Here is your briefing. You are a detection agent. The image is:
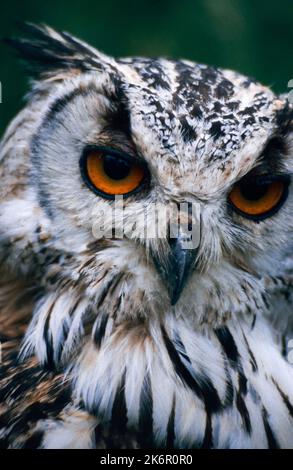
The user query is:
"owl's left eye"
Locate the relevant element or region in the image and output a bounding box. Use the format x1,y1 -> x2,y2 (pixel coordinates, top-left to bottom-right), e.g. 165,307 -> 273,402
80,147 -> 148,198
228,174 -> 290,221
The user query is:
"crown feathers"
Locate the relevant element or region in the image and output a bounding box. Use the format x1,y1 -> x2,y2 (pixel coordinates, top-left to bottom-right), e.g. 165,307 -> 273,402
3,22 -> 112,77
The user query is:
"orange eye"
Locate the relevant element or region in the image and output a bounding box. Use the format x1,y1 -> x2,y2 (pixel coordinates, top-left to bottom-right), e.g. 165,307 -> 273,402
228,175 -> 290,220
81,148 -> 147,198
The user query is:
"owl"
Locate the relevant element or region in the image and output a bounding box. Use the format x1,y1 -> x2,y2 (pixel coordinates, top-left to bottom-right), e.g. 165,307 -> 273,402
0,23 -> 293,449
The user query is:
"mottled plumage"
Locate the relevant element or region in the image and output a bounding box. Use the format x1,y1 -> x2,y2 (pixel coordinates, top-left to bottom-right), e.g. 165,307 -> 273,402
0,24 -> 293,448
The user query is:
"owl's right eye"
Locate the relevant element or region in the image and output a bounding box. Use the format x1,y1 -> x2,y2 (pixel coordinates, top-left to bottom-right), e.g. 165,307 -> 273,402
80,147 -> 148,198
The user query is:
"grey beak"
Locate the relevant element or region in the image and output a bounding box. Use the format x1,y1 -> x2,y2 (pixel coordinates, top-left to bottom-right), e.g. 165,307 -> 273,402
152,232 -> 199,305
167,236 -> 198,305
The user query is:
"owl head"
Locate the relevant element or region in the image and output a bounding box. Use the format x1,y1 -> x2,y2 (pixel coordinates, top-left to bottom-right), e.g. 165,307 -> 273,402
0,24 -> 292,376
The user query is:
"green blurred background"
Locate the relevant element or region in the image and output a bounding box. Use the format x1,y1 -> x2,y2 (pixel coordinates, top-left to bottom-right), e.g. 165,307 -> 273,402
0,0 -> 292,136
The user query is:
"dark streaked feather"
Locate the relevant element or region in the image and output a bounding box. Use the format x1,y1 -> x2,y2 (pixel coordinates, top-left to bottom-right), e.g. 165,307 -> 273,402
162,326 -> 222,414
3,22 -> 105,76
201,412 -> 213,449
166,395 -> 176,448
110,371 -> 128,435
262,407 -> 280,449
138,372 -> 153,448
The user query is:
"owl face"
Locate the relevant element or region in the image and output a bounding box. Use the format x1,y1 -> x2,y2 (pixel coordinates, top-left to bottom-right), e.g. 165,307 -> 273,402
0,25 -> 292,367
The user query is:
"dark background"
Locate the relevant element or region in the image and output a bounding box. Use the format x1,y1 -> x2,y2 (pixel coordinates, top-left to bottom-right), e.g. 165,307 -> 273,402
0,0 -> 292,136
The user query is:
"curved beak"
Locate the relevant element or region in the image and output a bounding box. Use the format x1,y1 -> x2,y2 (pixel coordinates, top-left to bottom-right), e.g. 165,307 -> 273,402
151,230 -> 199,305
168,237 -> 199,305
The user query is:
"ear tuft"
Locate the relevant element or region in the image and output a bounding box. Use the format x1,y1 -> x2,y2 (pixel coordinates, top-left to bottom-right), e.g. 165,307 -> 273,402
3,22 -> 111,77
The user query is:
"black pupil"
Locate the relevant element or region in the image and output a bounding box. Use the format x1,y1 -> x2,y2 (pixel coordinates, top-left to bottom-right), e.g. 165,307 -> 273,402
240,180 -> 269,201
103,155 -> 131,180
